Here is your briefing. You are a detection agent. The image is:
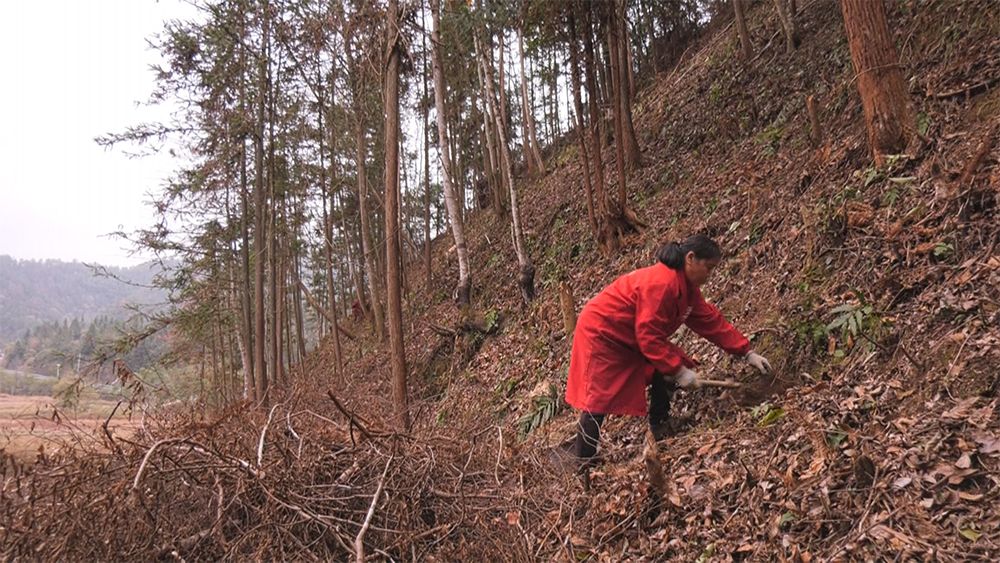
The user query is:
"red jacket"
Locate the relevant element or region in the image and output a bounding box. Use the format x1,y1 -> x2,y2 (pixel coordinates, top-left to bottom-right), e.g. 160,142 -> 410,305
565,263 -> 750,417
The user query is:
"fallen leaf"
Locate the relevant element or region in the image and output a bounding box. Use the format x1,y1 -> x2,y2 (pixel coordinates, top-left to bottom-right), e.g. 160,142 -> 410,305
958,492 -> 984,501
758,407 -> 786,427
959,528 -> 981,542
973,433 -> 1000,454
892,476 -> 912,490
942,397 -> 979,420
668,491 -> 683,507
955,453 -> 972,469
952,269 -> 974,286
948,469 -> 977,485
779,511 -> 797,528
695,543 -> 716,563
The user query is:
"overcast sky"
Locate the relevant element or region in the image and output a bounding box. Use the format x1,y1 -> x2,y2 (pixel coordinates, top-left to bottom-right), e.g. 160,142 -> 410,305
1,1 -> 197,267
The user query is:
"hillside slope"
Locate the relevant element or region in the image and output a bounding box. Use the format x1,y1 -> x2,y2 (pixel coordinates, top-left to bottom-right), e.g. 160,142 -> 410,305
3,0 -> 998,560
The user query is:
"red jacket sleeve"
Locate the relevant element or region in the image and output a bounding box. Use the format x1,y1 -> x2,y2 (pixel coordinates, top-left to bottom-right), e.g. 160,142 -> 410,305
686,289 -> 751,356
634,280 -> 693,375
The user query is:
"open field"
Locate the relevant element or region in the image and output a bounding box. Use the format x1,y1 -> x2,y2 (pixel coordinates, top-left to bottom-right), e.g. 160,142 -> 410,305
0,394 -> 137,462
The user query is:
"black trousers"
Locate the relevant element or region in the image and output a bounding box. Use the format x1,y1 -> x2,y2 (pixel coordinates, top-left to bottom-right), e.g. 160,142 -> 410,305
574,373 -> 675,459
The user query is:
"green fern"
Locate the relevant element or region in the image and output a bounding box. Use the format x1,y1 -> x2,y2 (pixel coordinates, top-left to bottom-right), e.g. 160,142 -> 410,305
518,387 -> 561,437
825,291 -> 884,353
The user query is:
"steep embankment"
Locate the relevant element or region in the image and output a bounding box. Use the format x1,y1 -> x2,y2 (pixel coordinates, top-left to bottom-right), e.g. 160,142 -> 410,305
3,0 -> 997,560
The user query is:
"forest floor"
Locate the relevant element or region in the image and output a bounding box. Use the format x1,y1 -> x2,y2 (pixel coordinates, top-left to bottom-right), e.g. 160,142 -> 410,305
2,0 -> 999,560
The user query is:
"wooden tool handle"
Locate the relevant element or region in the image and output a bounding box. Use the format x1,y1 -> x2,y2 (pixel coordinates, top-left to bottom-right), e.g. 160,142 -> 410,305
698,378 -> 742,389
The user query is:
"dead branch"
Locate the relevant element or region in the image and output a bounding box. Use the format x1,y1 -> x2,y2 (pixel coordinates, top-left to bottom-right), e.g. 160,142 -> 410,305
132,438 -> 185,493
355,455 -> 392,562
286,411 -> 303,458
327,390 -> 376,442
954,121 -> 998,193
298,279 -> 357,340
257,404 -> 279,468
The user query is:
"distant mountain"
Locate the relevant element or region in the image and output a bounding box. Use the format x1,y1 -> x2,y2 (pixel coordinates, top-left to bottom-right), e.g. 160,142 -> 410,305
0,255 -> 167,344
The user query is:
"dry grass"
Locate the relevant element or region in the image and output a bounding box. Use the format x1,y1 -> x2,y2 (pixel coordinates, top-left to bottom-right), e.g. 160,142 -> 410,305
0,393 -> 135,462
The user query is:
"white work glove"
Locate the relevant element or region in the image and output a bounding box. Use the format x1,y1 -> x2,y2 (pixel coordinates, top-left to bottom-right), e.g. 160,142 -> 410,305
673,366 -> 700,388
745,351 -> 772,375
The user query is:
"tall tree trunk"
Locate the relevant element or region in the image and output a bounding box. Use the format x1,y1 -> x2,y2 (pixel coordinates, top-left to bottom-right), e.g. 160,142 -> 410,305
612,0 -> 641,170
482,107 -> 502,213
550,48 -> 560,141
480,39 -> 504,213
252,0 -> 270,405
773,0 -> 799,53
518,24 -> 546,175
338,191 -> 368,320
430,0 -> 472,306
292,237 -> 306,363
478,34 -> 535,303
624,18 -> 635,103
583,2 -> 617,251
384,0 -> 410,432
320,67 -> 343,374
322,189 -> 343,373
240,129 -> 255,400
597,34 -> 611,120
267,71 -> 282,387
568,9 -> 599,241
238,25 -> 255,400
421,3 -> 433,292
840,0 -> 912,165
268,191 -> 282,385
607,2 -> 629,209
498,32 -> 511,151
733,0 -> 754,60
497,33 -> 511,210
355,119 -> 385,340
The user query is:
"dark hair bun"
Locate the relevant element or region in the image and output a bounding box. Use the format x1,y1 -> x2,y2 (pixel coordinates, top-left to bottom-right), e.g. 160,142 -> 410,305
656,234 -> 722,270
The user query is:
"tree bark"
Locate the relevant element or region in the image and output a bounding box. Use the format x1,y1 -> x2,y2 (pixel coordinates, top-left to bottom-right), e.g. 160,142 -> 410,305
559,281 -> 576,335
239,116 -> 255,399
421,3 -> 433,292
355,116 -> 385,340
430,0 -> 472,306
733,0 -> 754,60
807,94 -> 824,147
338,191 -> 368,321
568,8 -> 599,240
773,0 -> 799,54
267,67 -> 281,387
583,2 -> 621,251
252,0 -> 269,405
322,56 -> 344,374
607,2 -> 629,209
384,0 -> 410,432
518,24 -> 546,175
292,227 -> 306,363
840,0 -> 913,165
611,0 -> 641,170
478,34 -> 535,303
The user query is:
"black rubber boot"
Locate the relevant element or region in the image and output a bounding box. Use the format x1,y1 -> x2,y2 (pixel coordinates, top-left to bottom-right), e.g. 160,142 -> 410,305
574,411 -> 606,461
649,373 -> 679,441
548,411 -> 606,475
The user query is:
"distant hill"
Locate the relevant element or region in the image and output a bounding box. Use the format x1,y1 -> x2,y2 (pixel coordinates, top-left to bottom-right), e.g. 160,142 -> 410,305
0,255 -> 166,345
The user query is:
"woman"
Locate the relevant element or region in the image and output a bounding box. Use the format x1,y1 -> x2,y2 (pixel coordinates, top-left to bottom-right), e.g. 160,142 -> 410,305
565,234 -> 771,465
